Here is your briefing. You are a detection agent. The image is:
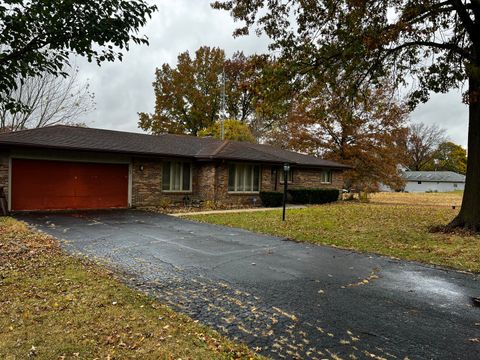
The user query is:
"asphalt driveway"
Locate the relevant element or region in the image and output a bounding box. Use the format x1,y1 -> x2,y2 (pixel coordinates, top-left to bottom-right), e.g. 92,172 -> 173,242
17,210 -> 480,359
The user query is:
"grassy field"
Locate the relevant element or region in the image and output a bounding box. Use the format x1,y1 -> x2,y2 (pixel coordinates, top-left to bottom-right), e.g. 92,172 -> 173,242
187,193 -> 480,272
370,191 -> 464,207
0,217 -> 260,360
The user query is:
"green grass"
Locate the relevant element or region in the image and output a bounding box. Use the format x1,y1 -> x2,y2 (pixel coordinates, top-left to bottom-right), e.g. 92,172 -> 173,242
0,217 -> 260,360
186,202 -> 480,272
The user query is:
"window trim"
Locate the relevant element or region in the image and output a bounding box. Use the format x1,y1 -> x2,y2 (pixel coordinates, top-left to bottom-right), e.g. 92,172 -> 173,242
162,160 -> 193,193
227,162 -> 261,194
320,169 -> 332,184
279,168 -> 294,184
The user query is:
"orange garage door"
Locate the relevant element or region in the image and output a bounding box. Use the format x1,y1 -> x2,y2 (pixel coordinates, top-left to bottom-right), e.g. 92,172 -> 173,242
11,159 -> 129,211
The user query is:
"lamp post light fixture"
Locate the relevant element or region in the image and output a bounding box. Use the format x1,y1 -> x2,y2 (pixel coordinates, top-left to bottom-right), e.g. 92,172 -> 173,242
282,163 -> 290,221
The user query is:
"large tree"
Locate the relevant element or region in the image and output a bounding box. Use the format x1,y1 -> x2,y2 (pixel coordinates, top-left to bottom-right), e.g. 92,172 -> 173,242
425,141 -> 468,174
0,0 -> 156,112
213,0 -> 480,231
268,76 -> 409,191
405,123 -> 447,171
139,46 -> 226,135
138,46 -> 273,136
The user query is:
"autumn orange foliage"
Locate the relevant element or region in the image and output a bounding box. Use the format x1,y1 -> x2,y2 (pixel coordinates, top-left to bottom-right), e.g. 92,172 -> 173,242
268,77 -> 409,191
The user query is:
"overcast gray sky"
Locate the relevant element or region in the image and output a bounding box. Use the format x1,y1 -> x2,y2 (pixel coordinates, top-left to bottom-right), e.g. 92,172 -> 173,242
76,0 -> 469,148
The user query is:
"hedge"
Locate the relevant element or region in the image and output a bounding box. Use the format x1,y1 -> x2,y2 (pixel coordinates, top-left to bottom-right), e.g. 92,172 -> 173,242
259,191 -> 284,207
288,188 -> 339,204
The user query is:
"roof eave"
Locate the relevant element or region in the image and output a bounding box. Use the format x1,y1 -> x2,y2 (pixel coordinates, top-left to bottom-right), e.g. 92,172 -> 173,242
0,140 -> 352,169
195,154 -> 352,168
0,142 -> 198,160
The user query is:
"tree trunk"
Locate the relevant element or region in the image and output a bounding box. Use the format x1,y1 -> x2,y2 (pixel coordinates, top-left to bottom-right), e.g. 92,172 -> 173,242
449,73 -> 480,231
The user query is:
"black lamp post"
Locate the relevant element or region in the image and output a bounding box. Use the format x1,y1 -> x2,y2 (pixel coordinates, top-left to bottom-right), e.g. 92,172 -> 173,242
282,163 -> 290,221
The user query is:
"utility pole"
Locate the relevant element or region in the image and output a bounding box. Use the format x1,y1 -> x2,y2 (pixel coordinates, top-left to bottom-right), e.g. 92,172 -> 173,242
220,67 -> 226,140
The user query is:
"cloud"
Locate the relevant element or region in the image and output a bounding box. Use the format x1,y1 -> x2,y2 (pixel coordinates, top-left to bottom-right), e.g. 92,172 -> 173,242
76,0 -> 469,148
410,89 -> 468,148
76,0 -> 270,134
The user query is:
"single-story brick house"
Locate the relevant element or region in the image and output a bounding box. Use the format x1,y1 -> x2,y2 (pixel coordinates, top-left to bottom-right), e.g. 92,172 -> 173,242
0,125 -> 349,212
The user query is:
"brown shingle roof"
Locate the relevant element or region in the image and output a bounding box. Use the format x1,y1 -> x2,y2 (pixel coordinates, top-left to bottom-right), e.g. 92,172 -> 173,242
0,125 -> 350,168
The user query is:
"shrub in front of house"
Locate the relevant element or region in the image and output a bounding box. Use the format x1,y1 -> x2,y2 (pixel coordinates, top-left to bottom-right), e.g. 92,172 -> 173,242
289,189 -> 339,204
259,191 -> 284,207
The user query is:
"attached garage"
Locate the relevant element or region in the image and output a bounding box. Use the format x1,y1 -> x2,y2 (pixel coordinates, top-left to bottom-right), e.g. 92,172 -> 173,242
11,159 -> 129,211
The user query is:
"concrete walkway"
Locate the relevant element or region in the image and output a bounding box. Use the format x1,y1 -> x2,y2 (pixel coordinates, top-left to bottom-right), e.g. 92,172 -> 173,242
170,204 -> 306,217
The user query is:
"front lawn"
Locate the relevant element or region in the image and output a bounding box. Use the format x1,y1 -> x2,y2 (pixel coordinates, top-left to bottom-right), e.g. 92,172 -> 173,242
186,201 -> 480,272
0,217 -> 260,359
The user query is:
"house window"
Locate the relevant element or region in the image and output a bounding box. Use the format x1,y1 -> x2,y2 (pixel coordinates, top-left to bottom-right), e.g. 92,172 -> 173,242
162,161 -> 192,192
228,163 -> 260,192
279,168 -> 294,183
418,181 -> 422,184
321,170 -> 332,184
454,183 -> 458,188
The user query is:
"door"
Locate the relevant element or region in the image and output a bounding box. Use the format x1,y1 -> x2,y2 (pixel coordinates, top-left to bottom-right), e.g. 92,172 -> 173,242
11,159 -> 129,211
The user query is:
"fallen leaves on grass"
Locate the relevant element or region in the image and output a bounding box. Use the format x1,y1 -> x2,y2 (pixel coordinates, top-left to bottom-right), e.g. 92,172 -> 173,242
0,218 -> 59,270
0,217 -> 261,360
429,224 -> 479,237
370,192 -> 463,207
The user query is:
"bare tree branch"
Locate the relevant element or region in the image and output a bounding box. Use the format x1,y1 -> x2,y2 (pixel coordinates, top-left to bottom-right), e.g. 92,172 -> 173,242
0,66 -> 95,132
388,40 -> 471,59
405,123 -> 448,170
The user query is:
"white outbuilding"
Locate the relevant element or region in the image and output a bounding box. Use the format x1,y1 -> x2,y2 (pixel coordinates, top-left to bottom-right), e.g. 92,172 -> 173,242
401,171 -> 465,192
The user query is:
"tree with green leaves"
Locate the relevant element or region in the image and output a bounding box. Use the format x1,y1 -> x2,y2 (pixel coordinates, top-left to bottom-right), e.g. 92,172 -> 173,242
198,119 -> 256,142
212,0 -> 480,231
426,141 -> 468,174
0,0 -> 156,113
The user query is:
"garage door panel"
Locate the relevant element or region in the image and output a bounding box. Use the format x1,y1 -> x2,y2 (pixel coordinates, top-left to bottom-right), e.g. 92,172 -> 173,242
12,159 -> 129,211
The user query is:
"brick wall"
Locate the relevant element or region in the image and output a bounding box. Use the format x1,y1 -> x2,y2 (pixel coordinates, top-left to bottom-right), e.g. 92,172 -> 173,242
131,158 -> 344,207
131,158 -> 212,207
210,165 -> 344,205
196,162 -> 216,201
0,151 -> 9,202
289,168 -> 344,190
132,158 -> 203,206
131,158 -> 163,206
210,163 -> 267,206
261,165 -> 275,192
